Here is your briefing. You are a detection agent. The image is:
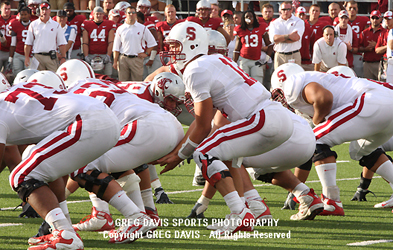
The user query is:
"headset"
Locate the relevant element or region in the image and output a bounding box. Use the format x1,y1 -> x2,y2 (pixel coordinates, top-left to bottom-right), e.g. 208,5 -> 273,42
322,25 -> 338,37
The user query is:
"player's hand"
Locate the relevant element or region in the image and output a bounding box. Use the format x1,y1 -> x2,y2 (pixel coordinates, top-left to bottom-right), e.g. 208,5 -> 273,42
24,57 -> 30,67
103,54 -> 111,64
156,153 -> 183,174
113,61 -> 118,70
85,55 -> 92,64
18,202 -> 40,218
138,52 -> 147,59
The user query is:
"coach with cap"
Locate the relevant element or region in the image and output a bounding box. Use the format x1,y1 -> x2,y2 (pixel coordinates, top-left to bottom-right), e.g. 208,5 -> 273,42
268,1 -> 304,69
24,1 -> 67,72
112,6 -> 156,81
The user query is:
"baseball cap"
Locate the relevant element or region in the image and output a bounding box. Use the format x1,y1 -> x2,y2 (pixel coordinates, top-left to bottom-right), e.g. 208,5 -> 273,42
338,10 -> 349,18
63,2 -> 75,10
109,9 -> 120,16
220,9 -> 233,17
384,11 -> 393,19
57,10 -> 67,17
40,2 -> 50,9
370,10 -> 381,18
93,6 -> 105,13
295,6 -> 306,14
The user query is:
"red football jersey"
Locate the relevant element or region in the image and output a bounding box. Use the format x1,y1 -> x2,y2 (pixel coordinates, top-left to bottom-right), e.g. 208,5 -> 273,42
89,11 -> 109,21
376,29 -> 388,58
0,15 -> 16,52
67,14 -> 86,50
300,22 -> 313,63
186,16 -> 223,31
82,20 -> 116,55
333,16 -> 370,35
9,19 -> 29,55
233,23 -> 268,60
360,26 -> 385,62
146,15 -> 158,24
156,19 -> 184,51
257,17 -> 275,31
308,19 -> 330,46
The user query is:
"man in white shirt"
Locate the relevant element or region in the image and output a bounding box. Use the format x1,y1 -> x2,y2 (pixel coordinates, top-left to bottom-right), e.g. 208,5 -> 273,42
269,1 -> 304,69
313,25 -> 347,72
24,2 -> 67,72
113,6 -> 156,81
56,10 -> 76,60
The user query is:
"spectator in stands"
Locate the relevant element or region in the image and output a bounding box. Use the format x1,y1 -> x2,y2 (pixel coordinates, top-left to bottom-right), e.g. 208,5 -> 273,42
210,0 -> 220,19
376,11 -> 393,81
313,25 -> 347,71
233,10 -> 271,86
0,1 -> 16,72
359,10 -> 385,80
109,9 -> 122,27
64,2 -> 86,60
89,0 -> 115,20
269,1 -> 304,69
187,0 -> 230,44
319,2 -> 340,25
113,6 -> 156,81
223,18 -> 235,59
24,2 -> 67,72
307,4 -> 329,46
9,7 -> 31,75
56,10 -> 76,61
335,10 -> 359,71
82,6 -> 116,76
295,6 -> 313,71
48,0 -> 67,14
233,11 -> 242,26
137,0 -> 158,24
27,0 -> 40,21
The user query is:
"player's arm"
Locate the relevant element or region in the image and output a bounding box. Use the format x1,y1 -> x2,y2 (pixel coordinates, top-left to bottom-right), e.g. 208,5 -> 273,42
9,31 -> 16,59
302,82 -> 333,125
107,29 -> 115,58
82,29 -> 89,58
1,145 -> 21,173
157,29 -> 164,52
233,36 -> 241,63
144,65 -> 170,81
314,62 -> 321,71
262,32 -> 273,57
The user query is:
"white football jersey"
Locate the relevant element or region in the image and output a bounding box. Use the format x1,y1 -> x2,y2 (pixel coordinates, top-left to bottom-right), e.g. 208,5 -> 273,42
0,83 -> 108,145
183,54 -> 271,122
69,78 -> 166,126
283,72 -> 387,117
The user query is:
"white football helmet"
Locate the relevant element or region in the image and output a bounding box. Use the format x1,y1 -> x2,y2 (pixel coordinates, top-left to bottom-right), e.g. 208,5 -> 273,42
196,0 -> 211,9
27,71 -> 67,90
0,72 -> 10,92
90,56 -> 105,72
56,59 -> 95,88
150,72 -> 186,116
161,21 -> 208,71
14,69 -> 39,85
327,66 -> 357,78
114,1 -> 131,12
137,0 -> 151,14
271,63 -> 304,90
207,30 -> 227,55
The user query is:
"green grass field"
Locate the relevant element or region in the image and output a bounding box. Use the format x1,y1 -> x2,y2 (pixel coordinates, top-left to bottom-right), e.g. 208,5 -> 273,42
0,143 -> 392,249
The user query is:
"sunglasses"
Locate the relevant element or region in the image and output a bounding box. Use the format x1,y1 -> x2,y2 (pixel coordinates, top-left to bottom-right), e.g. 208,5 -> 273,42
281,8 -> 292,12
371,16 -> 380,20
127,11 -> 136,14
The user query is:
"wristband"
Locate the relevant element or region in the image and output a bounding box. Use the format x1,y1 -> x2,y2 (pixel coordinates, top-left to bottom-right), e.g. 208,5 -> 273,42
149,50 -> 157,61
233,51 -> 240,54
178,137 -> 199,160
8,57 -> 12,63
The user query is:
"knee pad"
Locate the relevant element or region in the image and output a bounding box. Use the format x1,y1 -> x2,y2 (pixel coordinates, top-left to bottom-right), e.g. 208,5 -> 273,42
76,170 -> 114,199
17,179 -> 48,202
297,158 -> 313,171
210,171 -> 232,187
312,144 -> 337,163
256,172 -> 276,183
359,148 -> 385,170
110,171 -> 127,179
116,173 -> 141,192
194,151 -> 228,187
134,164 -> 149,174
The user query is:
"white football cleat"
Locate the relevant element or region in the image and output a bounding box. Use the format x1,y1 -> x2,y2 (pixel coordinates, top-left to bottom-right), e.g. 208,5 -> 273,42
290,189 -> 324,220
108,212 -> 157,243
28,230 -> 83,250
246,199 -> 273,222
212,208 -> 255,236
73,207 -> 115,232
374,194 -> 393,208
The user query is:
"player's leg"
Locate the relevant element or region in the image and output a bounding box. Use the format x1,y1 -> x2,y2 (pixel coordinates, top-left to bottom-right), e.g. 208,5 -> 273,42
149,164 -> 173,204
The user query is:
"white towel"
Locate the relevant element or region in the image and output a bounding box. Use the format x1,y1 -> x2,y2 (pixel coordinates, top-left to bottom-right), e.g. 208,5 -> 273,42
335,24 -> 353,44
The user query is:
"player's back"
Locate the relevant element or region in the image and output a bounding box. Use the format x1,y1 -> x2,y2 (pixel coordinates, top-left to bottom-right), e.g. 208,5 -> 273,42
0,83 -> 108,145
70,79 -> 166,125
183,54 -> 271,122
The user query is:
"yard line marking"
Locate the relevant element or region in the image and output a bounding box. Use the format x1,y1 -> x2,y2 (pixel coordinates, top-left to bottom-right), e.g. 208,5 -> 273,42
347,239 -> 393,246
0,223 -> 23,227
0,176 -> 383,210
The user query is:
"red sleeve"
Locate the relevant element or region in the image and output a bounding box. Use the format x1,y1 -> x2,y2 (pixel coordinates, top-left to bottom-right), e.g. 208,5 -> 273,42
352,30 -> 359,48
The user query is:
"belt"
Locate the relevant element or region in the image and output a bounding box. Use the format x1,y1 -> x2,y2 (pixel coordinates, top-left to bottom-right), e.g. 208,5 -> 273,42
121,53 -> 137,58
278,50 -> 299,55
36,52 -> 51,56
363,60 -> 379,63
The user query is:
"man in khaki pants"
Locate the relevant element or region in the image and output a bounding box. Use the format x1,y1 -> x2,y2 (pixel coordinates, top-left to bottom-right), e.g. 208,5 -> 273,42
24,2 -> 67,72
113,6 -> 156,81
